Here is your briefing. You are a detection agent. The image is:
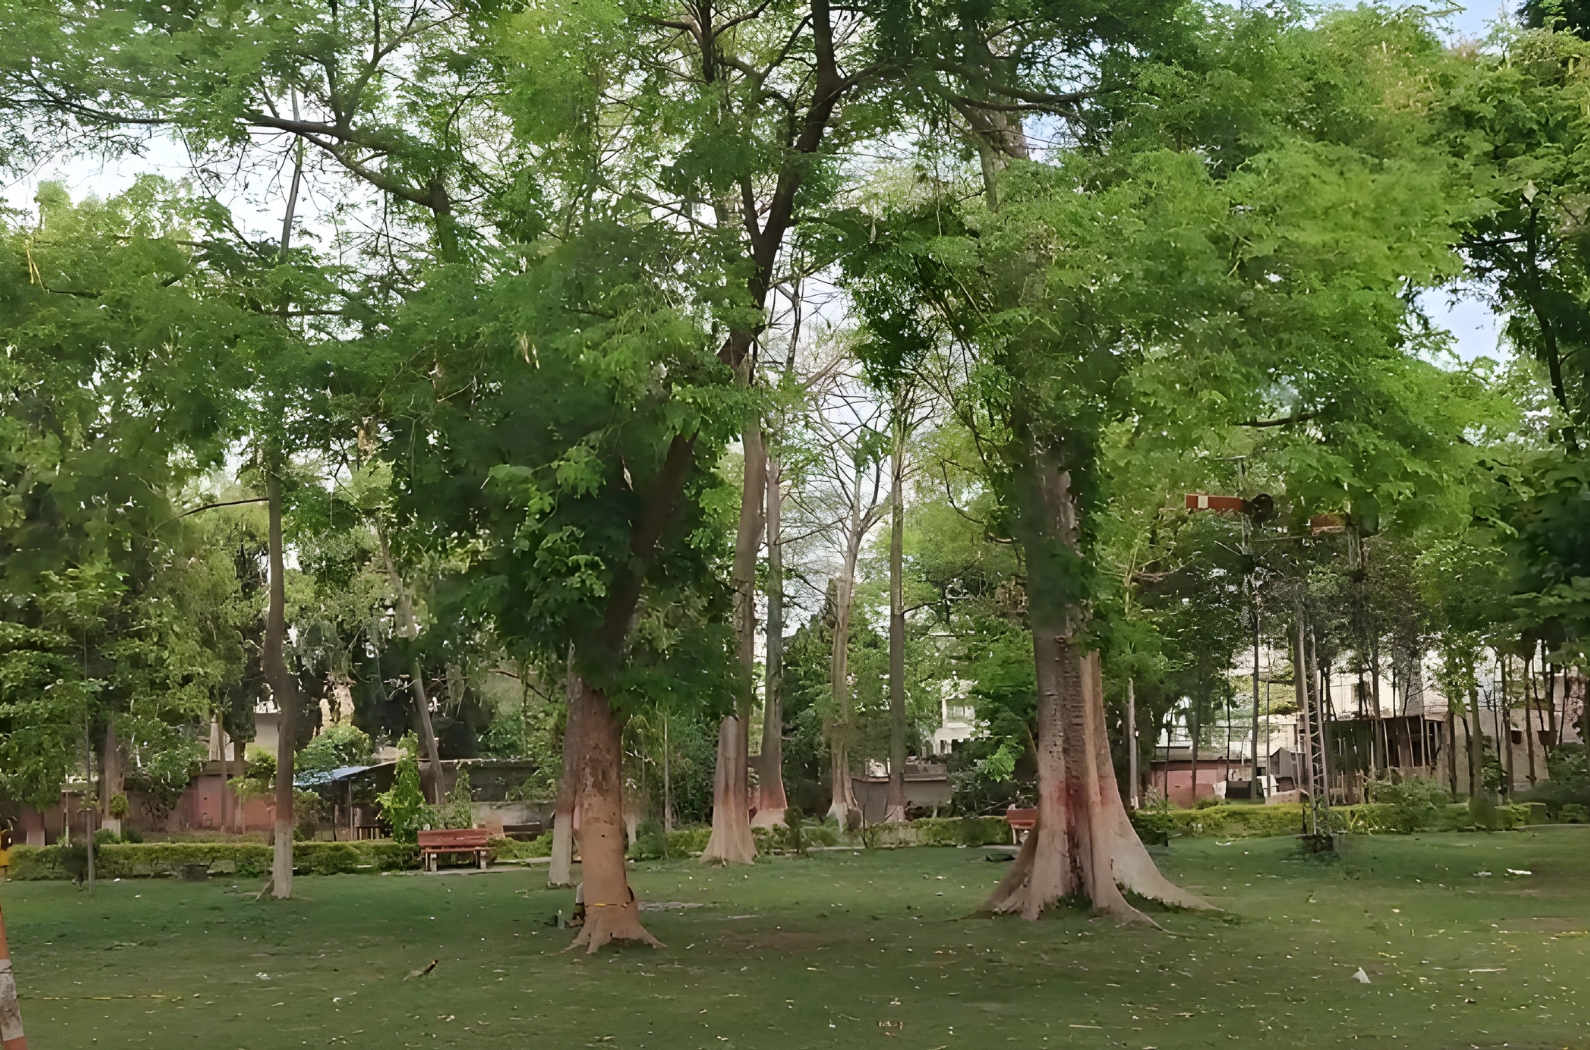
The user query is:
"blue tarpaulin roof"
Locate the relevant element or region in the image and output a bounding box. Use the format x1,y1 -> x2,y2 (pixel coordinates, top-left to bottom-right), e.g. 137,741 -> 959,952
294,765 -> 372,789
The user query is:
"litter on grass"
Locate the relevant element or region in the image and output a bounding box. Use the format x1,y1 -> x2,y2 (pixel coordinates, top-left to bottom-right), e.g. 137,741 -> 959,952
1353,968 -> 1371,984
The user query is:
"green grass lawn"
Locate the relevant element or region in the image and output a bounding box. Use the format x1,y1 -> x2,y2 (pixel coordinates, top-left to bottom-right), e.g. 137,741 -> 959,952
3,828 -> 1589,1049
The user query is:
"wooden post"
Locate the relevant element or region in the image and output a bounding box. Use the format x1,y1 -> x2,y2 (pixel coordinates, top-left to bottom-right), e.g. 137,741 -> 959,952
0,897 -> 27,1049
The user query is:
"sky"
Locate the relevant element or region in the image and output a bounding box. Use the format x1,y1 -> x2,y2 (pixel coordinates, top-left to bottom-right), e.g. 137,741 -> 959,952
1,1 -> 1520,363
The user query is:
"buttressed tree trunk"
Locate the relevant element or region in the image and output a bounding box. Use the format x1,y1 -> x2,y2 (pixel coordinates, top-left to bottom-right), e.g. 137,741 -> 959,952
884,423 -> 909,823
567,677 -> 662,953
702,425 -> 764,864
752,450 -> 789,828
984,448 -> 1209,923
266,471 -> 299,900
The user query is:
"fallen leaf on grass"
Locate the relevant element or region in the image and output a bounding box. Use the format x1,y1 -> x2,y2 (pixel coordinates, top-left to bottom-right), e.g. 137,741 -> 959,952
405,960 -> 438,980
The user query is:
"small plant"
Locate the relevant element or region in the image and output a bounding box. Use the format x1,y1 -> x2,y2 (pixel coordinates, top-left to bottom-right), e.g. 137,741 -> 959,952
1364,776 -> 1447,832
434,766 -> 476,830
1194,795 -> 1225,810
108,792 -> 129,821
626,820 -> 669,861
784,807 -> 806,856
375,740 -> 430,844
93,828 -> 120,847
1130,807 -> 1176,846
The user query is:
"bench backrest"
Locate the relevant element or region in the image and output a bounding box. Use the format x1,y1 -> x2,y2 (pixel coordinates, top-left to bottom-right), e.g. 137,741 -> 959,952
418,828 -> 491,849
1004,807 -> 1038,827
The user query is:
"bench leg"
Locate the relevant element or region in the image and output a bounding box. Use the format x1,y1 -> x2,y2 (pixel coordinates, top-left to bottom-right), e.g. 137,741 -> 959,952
477,851 -> 486,870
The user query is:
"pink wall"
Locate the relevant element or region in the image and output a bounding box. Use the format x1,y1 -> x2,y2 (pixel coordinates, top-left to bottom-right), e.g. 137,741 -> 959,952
1151,762 -> 1235,808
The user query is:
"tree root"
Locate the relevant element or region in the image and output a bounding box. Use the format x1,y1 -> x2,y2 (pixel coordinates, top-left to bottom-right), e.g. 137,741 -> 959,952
564,903 -> 664,954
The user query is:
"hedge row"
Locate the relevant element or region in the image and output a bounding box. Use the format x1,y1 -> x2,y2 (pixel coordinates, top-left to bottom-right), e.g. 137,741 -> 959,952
6,840 -> 419,881
1155,801 -> 1544,840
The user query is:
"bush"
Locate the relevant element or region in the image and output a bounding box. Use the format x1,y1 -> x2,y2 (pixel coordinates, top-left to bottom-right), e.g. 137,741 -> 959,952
666,827 -> 712,855
7,840 -> 417,880
375,742 -> 430,844
626,820 -> 670,861
520,830 -> 555,858
1130,807 -> 1177,845
434,766 -> 476,830
1363,777 -> 1448,832
907,816 -> 1010,847
94,828 -> 121,847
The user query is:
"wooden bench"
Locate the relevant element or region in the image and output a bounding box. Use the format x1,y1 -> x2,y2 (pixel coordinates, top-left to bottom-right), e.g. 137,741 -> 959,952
417,828 -> 492,872
1004,807 -> 1037,844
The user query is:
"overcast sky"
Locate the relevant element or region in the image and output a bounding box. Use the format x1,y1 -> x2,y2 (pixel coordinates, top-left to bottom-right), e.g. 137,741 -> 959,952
3,1 -> 1519,362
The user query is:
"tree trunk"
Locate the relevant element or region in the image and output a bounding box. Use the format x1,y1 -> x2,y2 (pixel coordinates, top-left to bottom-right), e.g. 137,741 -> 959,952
379,528 -> 444,805
702,425 -> 764,864
752,451 -> 788,828
984,448 -> 1207,921
1524,654 -> 1538,787
549,655 -> 582,889
266,472 -> 298,899
826,529 -> 862,828
884,428 -> 908,824
232,741 -> 247,833
409,663 -> 443,806
1543,642 -> 1558,740
662,712 -> 674,836
566,678 -> 661,953
82,715 -> 95,895
1293,617 -> 1315,802
1126,678 -> 1139,810
102,717 -> 123,837
1499,658 -> 1513,799
218,715 -> 230,835
704,713 -> 756,863
1445,708 -> 1459,800
1466,678 -> 1487,800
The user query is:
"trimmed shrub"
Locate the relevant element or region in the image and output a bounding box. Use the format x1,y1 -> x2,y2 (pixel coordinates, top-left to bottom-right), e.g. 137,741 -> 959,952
6,840 -> 417,880
906,816 -> 1010,847
666,827 -> 712,855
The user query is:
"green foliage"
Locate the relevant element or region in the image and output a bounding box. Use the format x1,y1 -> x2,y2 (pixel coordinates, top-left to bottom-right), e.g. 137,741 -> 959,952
433,766 -> 476,830
374,741 -> 430,844
625,819 -> 671,862
296,725 -> 373,777
1363,777 -> 1451,832
6,840 -> 417,880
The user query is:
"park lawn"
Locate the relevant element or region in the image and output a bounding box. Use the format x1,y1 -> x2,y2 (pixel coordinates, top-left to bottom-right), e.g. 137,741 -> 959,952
1,829 -> 1588,1049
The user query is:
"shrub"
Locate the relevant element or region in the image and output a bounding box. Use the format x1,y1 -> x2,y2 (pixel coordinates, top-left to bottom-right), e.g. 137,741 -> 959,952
6,840 -> 416,880
434,766 -> 476,830
107,793 -> 130,821
1129,807 -> 1176,845
626,820 -> 669,861
375,743 -> 430,844
666,827 -> 712,855
94,828 -> 120,847
1363,777 -> 1448,832
906,816 -> 1010,847
520,830 -> 555,857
